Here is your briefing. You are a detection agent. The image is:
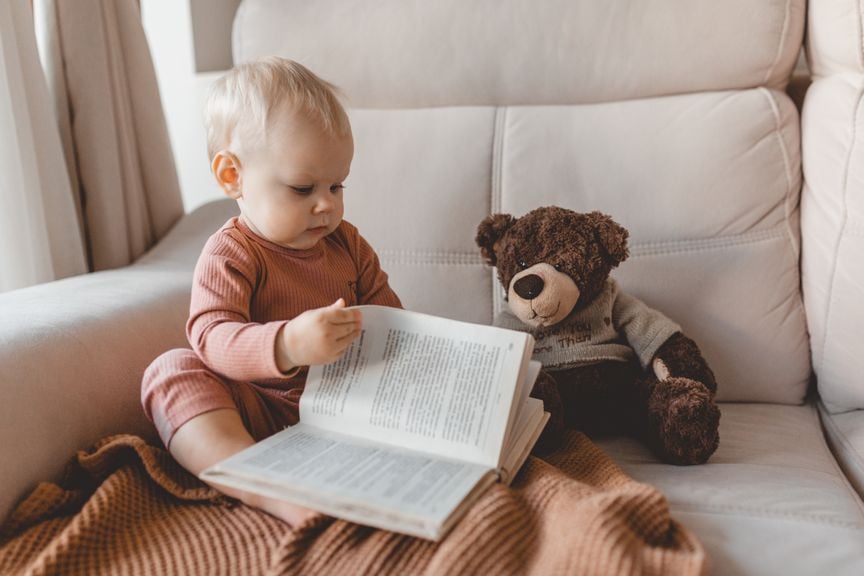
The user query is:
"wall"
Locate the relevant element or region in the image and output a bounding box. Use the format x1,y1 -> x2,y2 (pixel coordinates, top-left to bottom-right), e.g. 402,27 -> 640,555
140,0 -> 239,211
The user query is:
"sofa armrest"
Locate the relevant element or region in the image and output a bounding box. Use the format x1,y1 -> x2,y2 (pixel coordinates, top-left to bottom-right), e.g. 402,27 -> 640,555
0,199 -> 237,522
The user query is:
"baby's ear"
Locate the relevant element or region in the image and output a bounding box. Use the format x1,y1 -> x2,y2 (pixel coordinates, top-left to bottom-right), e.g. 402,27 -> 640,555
212,151 -> 243,199
587,211 -> 629,266
476,214 -> 516,266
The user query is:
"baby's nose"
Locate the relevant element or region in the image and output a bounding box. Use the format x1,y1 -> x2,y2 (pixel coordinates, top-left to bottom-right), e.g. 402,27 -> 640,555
314,194 -> 334,212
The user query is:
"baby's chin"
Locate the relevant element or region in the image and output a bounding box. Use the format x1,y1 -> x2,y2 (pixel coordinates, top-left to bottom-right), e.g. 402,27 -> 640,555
277,226 -> 337,250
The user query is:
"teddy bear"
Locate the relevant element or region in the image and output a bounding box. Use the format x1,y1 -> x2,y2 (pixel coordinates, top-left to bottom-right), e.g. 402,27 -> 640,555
475,206 -> 720,465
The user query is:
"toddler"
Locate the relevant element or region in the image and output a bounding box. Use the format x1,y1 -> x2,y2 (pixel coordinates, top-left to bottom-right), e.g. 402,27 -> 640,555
142,57 -> 402,526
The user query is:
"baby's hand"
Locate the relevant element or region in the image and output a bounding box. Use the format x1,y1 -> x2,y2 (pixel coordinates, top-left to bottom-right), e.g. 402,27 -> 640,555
277,299 -> 362,371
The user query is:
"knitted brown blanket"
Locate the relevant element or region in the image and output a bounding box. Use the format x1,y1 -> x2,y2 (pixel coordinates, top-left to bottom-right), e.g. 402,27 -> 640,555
0,432 -> 706,575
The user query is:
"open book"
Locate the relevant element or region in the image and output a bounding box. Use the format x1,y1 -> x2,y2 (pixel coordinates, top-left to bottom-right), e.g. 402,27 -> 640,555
201,305 -> 548,541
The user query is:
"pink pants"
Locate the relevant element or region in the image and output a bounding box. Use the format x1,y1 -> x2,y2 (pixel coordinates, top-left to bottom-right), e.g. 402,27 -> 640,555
141,348 -> 303,449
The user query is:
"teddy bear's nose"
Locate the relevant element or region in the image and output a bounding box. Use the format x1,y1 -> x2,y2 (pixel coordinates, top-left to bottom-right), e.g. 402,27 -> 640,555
513,274 -> 544,300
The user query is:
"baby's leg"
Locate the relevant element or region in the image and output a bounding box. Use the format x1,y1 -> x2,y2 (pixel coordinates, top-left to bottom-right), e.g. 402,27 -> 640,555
142,349 -> 318,527
168,408 -> 318,527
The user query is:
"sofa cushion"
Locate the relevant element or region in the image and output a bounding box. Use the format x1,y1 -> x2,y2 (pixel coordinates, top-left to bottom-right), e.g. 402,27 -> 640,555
807,0 -> 864,78
346,90 -> 810,403
801,0 -> 864,412
236,0 -> 810,405
233,0 -> 804,107
820,402 -> 864,499
344,107 -> 496,325
596,403 -> 864,575
0,199 -> 238,523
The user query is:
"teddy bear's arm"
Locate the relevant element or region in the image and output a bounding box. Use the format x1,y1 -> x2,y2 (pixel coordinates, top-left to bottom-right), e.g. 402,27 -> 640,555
652,332 -> 717,394
611,286 -> 681,369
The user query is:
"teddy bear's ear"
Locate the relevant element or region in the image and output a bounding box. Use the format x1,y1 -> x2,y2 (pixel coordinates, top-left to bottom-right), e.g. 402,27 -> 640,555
587,211 -> 630,266
475,213 -> 516,266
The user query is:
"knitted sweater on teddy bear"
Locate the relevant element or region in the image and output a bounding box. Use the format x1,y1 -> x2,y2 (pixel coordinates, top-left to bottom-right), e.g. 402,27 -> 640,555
494,278 -> 680,371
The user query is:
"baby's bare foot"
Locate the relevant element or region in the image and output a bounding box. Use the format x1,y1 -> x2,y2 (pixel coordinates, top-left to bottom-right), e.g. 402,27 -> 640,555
245,493 -> 321,528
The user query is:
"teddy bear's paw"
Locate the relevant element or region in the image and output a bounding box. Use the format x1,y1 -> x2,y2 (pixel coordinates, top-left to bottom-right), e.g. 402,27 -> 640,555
648,377 -> 720,465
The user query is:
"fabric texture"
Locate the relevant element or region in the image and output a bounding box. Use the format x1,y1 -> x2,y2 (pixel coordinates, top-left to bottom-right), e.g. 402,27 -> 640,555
819,403 -> 864,499
0,432 -> 707,575
801,0 -> 864,412
142,216 -> 402,447
187,217 -> 401,382
142,348 -> 306,449
595,403 -> 864,574
34,0 -> 184,271
495,279 -> 681,370
342,87 -> 810,405
0,199 -> 238,526
0,0 -> 87,292
234,0 -> 804,107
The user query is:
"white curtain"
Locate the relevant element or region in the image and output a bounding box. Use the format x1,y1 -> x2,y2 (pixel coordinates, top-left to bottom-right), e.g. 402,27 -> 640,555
0,0 -> 87,292
34,0 -> 185,272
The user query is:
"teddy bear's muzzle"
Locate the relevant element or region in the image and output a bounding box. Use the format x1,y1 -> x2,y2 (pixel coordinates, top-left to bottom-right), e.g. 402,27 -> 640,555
508,263 -> 580,328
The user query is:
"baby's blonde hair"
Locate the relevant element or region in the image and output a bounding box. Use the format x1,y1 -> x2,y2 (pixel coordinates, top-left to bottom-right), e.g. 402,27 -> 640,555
204,57 -> 350,160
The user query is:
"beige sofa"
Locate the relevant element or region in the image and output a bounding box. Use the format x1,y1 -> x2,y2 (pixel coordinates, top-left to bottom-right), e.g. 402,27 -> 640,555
2,0 -> 864,573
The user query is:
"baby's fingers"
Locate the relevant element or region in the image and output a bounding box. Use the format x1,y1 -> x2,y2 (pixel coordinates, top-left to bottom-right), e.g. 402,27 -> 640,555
325,306 -> 362,326
320,328 -> 360,363
334,323 -> 362,343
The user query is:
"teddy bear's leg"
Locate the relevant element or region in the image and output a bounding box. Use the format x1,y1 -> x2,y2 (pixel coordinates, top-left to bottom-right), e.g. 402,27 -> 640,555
637,373 -> 720,465
556,363 -> 645,435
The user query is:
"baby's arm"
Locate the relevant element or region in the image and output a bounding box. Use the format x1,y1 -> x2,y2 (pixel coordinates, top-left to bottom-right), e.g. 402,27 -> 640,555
188,234 -> 296,381
191,231 -> 366,380
274,298 -> 362,373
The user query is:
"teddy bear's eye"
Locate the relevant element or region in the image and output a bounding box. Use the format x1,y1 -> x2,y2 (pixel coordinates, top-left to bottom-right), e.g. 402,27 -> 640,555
517,259 -> 528,270
553,263 -> 563,272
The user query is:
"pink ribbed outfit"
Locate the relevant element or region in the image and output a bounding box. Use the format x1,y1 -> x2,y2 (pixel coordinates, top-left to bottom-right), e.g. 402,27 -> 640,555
142,216 -> 401,447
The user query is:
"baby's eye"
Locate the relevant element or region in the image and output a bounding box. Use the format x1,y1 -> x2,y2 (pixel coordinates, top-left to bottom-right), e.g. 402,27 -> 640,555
289,185 -> 314,195
330,184 -> 345,193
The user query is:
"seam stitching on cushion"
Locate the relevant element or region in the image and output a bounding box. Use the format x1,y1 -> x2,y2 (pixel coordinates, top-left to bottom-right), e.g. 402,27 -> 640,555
673,502 -> 864,529
810,402 -> 864,522
378,228 -> 788,265
760,88 -> 809,332
379,251 -> 483,266
817,402 -> 864,520
817,87 -> 864,371
628,227 -> 786,258
859,0 -> 864,71
761,89 -> 799,261
492,107 -> 505,215
490,108 -> 507,317
762,0 -> 793,86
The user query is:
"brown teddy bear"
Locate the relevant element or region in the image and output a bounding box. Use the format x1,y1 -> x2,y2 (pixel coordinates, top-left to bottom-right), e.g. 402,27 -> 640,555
476,206 -> 720,465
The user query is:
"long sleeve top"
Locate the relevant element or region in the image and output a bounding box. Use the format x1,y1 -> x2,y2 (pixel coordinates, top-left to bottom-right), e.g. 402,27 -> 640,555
187,216 -> 402,384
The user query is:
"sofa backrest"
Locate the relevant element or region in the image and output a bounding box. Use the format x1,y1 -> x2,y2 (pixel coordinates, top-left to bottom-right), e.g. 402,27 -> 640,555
234,0 -> 810,404
802,0 -> 864,413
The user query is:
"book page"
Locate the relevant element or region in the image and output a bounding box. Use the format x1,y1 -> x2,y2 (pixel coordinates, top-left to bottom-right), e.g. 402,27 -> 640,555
499,398 -> 549,485
500,360 -> 541,458
201,423 -> 494,540
300,306 -> 534,468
